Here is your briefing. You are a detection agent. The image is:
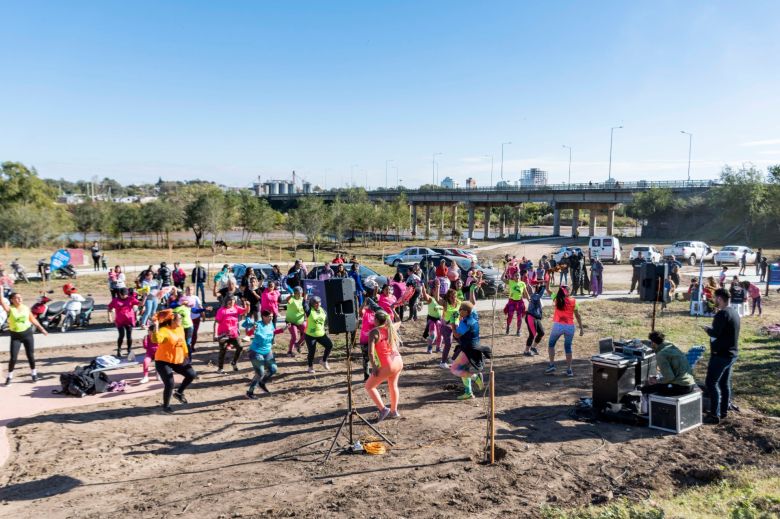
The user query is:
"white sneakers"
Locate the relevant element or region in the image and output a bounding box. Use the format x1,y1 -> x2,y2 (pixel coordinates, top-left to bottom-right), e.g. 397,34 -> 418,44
439,361 -> 450,369
139,376 -> 149,384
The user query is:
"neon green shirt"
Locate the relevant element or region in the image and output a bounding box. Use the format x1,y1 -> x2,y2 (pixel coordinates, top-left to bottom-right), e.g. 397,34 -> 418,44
172,304 -> 193,329
8,305 -> 32,333
427,299 -> 443,319
286,297 -> 305,325
306,306 -> 327,337
508,280 -> 527,301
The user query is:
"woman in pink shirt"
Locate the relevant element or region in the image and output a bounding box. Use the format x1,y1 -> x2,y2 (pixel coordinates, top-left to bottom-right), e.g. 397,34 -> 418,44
378,284 -> 398,321
214,296 -> 248,373
108,287 -> 140,358
743,280 -> 762,316
260,280 -> 281,328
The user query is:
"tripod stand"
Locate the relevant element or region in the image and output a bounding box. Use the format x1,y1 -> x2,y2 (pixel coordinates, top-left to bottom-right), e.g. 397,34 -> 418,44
324,330 -> 394,461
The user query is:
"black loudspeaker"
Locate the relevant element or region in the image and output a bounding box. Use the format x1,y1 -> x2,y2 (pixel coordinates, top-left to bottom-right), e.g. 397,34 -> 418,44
639,263 -> 667,302
324,278 -> 357,334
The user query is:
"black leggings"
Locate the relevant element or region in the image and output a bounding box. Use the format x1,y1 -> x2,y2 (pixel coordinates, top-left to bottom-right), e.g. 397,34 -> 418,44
305,334 -> 334,367
408,289 -> 420,320
9,327 -> 35,372
218,338 -> 243,369
525,315 -> 545,348
155,360 -> 197,407
116,325 -> 133,354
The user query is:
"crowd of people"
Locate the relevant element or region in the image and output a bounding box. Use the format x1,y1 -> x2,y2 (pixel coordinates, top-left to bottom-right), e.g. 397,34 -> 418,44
0,244 -> 770,427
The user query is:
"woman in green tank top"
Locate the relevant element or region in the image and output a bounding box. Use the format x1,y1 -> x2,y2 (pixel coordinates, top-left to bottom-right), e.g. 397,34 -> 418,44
1,292 -> 48,385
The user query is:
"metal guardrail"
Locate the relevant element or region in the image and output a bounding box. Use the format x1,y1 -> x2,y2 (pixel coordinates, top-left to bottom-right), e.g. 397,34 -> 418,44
265,179 -> 718,198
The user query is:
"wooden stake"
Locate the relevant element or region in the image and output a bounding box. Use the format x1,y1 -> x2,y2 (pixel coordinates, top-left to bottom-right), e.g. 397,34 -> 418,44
490,369 -> 495,464
651,278 -> 663,331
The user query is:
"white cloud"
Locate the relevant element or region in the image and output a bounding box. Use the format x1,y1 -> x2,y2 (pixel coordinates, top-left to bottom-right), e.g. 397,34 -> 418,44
740,138 -> 780,147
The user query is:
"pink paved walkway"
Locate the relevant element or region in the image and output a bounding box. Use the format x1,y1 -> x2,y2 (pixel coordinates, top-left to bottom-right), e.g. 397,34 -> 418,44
0,366 -> 163,468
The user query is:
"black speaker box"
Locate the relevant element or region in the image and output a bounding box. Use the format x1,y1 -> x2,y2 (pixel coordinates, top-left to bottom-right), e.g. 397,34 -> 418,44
639,263 -> 667,302
325,277 -> 355,304
328,313 -> 357,334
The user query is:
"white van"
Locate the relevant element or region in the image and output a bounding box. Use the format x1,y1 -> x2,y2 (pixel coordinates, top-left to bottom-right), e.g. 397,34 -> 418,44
589,236 -> 622,264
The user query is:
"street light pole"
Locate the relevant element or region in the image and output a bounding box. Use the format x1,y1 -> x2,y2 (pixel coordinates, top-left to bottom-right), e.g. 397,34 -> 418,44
562,145 -> 572,186
350,164 -> 358,186
681,130 -> 693,182
500,141 -> 512,181
385,159 -> 394,189
432,152 -> 442,185
608,126 -> 623,182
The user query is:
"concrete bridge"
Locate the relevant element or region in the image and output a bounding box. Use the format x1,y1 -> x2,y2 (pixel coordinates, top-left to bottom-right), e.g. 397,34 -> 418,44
263,179 -> 717,239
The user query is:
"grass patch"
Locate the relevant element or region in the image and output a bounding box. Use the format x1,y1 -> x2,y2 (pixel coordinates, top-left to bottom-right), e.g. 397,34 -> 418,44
541,469 -> 780,519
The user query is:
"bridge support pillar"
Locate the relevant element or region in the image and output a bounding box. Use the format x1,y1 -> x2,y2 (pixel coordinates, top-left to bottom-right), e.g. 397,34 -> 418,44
424,205 -> 431,239
411,204 -> 418,237
467,205 -> 475,240
439,206 -> 445,240
607,209 -> 615,235
571,208 -> 580,238
513,207 -> 520,238
483,206 -> 491,240
451,205 -> 458,237
552,206 -> 560,236
589,211 -> 597,237
499,211 -> 506,238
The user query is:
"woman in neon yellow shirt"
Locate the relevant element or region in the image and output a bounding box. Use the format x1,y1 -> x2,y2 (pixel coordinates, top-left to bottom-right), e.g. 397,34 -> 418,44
304,296 -> 334,373
504,270 -> 530,336
285,287 -> 307,356
1,292 -> 48,385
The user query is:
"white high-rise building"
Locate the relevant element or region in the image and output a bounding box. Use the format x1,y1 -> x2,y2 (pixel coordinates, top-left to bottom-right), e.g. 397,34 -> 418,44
520,168 -> 548,187
440,176 -> 458,189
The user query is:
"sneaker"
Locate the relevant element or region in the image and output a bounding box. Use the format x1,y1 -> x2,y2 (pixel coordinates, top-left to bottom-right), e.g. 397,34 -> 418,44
162,405 -> 174,414
566,368 -> 574,377
217,369 -> 226,375
530,347 -> 539,356
31,374 -> 38,383
703,414 -> 721,425
426,347 -> 433,354
3,377 -> 11,386
231,363 -> 239,372
434,347 -> 441,353
376,407 -> 391,423
523,351 -> 533,357
544,365 -> 556,374
241,336 -> 251,342
457,392 -> 474,400
139,376 -> 149,384
438,361 -> 450,369
257,381 -> 270,394
389,410 -> 402,419
505,326 -> 510,335
473,373 -> 484,391
127,351 -> 136,362
287,351 -> 295,358
245,391 -> 258,400
307,367 -> 315,374
173,391 -> 188,404
320,361 -> 330,371
516,329 -> 521,336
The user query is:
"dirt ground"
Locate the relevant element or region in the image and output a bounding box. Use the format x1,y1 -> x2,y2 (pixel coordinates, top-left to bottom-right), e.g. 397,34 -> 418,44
0,312 -> 778,519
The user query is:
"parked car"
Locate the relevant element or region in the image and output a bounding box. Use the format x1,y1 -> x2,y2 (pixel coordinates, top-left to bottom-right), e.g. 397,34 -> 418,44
231,263 -> 291,305
588,236 -> 622,264
629,245 -> 662,263
306,263 -> 389,290
662,241 -> 717,266
713,246 -> 757,266
551,246 -> 584,265
399,254 -> 504,297
384,247 -> 437,266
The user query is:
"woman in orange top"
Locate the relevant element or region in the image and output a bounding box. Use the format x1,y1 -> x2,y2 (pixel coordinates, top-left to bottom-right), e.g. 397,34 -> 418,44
365,311 -> 404,422
152,309 -> 197,413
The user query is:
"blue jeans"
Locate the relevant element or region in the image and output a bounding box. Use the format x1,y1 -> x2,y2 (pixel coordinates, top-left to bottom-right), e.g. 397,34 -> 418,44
248,352 -> 277,392
705,355 -> 737,418
559,271 -> 568,286
141,298 -> 158,326
196,282 -> 206,303
548,322 -> 575,354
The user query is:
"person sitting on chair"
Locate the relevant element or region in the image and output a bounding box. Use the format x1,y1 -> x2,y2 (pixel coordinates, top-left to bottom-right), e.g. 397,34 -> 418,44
641,331 -> 696,397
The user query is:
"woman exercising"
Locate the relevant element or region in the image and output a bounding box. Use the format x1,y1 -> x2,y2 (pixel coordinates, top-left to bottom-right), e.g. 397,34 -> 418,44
365,310 -> 404,422
2,292 -> 48,385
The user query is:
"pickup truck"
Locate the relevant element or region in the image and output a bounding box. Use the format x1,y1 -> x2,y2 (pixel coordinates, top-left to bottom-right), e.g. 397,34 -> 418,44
662,241 -> 717,266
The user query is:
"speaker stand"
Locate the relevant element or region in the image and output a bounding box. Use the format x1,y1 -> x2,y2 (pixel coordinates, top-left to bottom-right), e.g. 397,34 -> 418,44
323,330 -> 394,461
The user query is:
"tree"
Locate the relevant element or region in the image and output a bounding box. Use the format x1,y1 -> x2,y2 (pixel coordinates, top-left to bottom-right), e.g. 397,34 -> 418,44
0,203 -> 71,247
710,165 -> 768,242
235,191 -> 276,247
327,197 -> 350,247
0,162 -> 59,206
70,202 -> 104,246
625,188 -> 674,221
184,187 -> 226,248
290,197 -> 328,261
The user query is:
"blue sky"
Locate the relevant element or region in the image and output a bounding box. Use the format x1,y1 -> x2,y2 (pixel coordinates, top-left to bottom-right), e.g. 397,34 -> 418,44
2,1 -> 779,189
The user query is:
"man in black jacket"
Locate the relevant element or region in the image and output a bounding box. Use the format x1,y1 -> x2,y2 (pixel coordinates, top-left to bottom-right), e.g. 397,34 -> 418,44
628,252 -> 646,294
702,288 -> 740,424
191,261 -> 207,302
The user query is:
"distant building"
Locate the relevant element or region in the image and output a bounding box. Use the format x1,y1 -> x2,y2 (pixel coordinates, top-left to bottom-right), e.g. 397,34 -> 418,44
57,194 -> 86,205
440,176 -> 458,189
520,168 -> 548,187
496,180 -> 515,189
465,177 -> 477,189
